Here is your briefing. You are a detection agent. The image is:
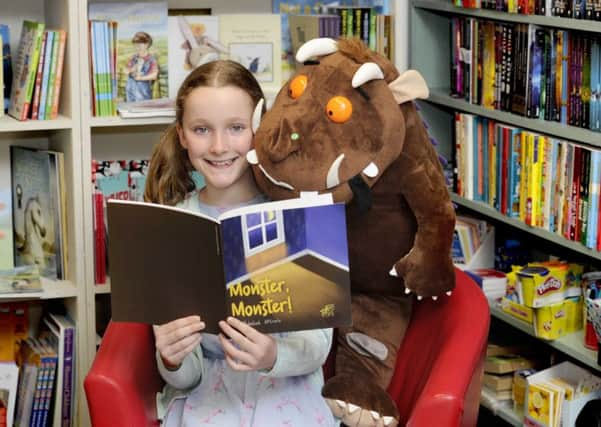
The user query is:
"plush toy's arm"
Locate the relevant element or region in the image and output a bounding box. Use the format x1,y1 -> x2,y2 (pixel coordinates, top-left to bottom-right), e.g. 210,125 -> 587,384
393,102 -> 456,298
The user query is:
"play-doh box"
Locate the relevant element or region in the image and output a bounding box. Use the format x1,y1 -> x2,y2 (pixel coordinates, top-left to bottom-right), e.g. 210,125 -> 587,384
517,264 -> 568,308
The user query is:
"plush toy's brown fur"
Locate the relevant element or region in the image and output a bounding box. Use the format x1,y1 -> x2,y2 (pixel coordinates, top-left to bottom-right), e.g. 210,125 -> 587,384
250,38 -> 456,427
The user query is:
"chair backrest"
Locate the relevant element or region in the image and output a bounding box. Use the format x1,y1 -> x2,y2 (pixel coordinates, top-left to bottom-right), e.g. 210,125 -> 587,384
388,268 -> 490,425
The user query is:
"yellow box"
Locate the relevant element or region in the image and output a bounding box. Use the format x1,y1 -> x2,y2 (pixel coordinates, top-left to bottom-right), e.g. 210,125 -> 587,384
563,297 -> 583,334
534,301 -> 566,340
501,297 -> 534,324
518,264 -> 567,308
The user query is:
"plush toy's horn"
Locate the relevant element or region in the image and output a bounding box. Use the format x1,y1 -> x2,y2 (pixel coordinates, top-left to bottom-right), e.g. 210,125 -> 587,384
388,70 -> 429,104
352,62 -> 384,88
296,38 -> 338,62
252,98 -> 264,133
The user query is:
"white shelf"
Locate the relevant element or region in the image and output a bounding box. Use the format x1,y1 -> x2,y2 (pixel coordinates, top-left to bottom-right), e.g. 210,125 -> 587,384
94,281 -> 111,294
490,303 -> 600,373
0,114 -> 73,132
0,278 -> 78,302
90,116 -> 174,128
479,396 -> 523,427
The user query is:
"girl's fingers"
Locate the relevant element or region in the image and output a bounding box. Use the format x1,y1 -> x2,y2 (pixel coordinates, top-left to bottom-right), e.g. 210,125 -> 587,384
219,320 -> 252,352
161,316 -> 204,335
161,332 -> 202,359
218,333 -> 254,366
165,334 -> 202,366
156,317 -> 205,347
224,353 -> 252,372
225,317 -> 261,342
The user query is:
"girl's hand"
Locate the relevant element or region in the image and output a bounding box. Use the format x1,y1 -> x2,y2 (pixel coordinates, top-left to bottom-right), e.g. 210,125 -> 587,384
218,317 -> 277,372
153,315 -> 204,369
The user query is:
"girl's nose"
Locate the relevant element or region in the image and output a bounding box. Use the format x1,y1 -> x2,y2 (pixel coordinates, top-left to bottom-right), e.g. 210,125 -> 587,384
210,132 -> 227,154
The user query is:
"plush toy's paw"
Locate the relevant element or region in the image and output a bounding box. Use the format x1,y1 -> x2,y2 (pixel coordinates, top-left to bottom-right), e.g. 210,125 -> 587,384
394,247 -> 455,298
323,375 -> 399,427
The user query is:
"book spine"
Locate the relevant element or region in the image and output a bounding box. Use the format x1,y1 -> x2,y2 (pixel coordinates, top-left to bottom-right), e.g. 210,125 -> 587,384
43,30 -> 60,121
30,31 -> 47,120
49,30 -> 67,120
38,30 -> 55,122
61,326 -> 74,427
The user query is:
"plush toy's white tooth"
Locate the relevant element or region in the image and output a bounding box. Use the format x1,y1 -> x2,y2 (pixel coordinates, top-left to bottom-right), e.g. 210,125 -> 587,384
326,153 -> 345,188
246,149 -> 258,165
446,291 -> 453,296
383,416 -> 395,426
362,162 -> 379,178
432,296 -> 438,301
389,266 -> 398,277
405,288 -> 411,294
417,295 -> 423,301
251,98 -> 264,133
371,411 -> 380,420
347,404 -> 360,414
336,399 -> 346,409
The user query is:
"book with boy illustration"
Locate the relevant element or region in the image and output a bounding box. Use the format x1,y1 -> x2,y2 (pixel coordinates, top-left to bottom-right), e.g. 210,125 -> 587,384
107,195 -> 352,333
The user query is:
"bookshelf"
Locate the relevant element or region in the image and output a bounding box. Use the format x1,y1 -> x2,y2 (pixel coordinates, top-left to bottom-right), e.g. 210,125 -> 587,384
409,0 -> 601,423
1,0 -> 87,425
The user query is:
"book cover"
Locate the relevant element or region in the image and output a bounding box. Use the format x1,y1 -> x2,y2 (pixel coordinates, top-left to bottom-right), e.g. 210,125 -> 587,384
0,265 -> 41,295
107,196 -> 352,333
218,14 -> 281,95
0,362 -> 18,427
0,144 -> 13,270
0,25 -> 11,114
8,21 -> 45,121
89,2 -> 169,102
167,13 -> 221,99
10,147 -> 60,280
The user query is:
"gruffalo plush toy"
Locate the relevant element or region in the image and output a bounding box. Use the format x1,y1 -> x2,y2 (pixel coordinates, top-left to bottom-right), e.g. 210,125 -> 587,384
247,38 -> 456,427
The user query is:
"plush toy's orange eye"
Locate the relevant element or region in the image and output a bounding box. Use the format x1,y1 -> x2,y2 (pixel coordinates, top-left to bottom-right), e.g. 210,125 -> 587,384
288,75 -> 308,99
326,96 -> 352,123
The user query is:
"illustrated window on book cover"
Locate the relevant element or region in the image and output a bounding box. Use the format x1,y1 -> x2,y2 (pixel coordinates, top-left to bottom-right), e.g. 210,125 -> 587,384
242,210 -> 284,256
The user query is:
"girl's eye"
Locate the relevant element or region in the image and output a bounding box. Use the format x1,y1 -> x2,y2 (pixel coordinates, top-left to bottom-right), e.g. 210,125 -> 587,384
288,74 -> 308,99
231,124 -> 245,133
194,127 -> 209,134
326,96 -> 353,123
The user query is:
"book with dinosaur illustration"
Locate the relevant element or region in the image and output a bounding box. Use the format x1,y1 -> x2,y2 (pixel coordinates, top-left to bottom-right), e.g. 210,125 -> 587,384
107,194 -> 352,333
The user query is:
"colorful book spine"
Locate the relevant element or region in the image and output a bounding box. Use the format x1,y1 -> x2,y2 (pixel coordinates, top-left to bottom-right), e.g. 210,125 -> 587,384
43,30 -> 60,121
49,30 -> 67,119
37,30 -> 54,121
30,30 -> 47,120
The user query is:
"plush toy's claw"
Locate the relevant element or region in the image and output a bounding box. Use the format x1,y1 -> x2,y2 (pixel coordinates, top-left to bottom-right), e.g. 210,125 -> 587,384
446,291 -> 453,296
404,288 -> 411,294
371,411 -> 380,420
348,404 -> 360,414
336,399 -> 346,408
432,296 -> 438,301
417,295 -> 422,301
383,416 -> 396,426
389,266 -> 398,277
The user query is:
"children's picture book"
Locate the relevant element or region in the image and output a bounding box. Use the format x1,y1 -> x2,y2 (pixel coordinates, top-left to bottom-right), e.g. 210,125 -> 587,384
219,14 -> 281,94
89,2 -> 169,102
0,362 -> 19,427
107,195 -> 352,333
10,146 -> 61,280
167,12 -> 222,99
8,21 -> 45,120
0,265 -> 41,295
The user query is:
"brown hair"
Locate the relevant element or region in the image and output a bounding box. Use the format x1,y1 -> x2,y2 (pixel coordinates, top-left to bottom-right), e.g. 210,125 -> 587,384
144,60 -> 265,205
132,31 -> 153,47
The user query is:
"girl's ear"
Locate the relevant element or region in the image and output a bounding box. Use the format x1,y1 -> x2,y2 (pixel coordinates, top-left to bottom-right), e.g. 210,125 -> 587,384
176,124 -> 187,149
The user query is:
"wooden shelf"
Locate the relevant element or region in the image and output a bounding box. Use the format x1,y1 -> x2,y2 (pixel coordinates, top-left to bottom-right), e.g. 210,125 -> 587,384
425,89 -> 601,148
0,278 -> 78,302
479,396 -> 523,427
451,194 -> 601,262
490,302 -> 600,372
412,0 -> 601,33
89,116 -> 174,128
0,114 -> 73,132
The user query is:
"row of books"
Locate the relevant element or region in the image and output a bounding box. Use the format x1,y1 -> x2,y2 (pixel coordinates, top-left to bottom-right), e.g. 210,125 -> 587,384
288,11 -> 393,63
453,0 -> 601,19
5,21 -> 66,121
451,18 -> 601,132
454,112 -> 601,250
452,214 -> 492,265
0,304 -> 75,427
91,159 -> 204,284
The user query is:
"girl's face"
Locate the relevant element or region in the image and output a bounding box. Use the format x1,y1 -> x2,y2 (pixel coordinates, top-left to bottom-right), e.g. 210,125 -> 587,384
177,85 -> 255,192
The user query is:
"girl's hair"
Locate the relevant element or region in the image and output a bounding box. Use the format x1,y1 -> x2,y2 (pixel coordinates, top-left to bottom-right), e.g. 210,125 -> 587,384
144,60 -> 265,205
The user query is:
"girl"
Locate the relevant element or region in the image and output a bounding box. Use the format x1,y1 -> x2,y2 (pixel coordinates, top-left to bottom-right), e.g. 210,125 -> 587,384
144,60 -> 338,427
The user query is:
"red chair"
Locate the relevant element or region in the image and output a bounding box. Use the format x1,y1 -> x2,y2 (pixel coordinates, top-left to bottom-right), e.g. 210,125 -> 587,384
84,268 -> 489,427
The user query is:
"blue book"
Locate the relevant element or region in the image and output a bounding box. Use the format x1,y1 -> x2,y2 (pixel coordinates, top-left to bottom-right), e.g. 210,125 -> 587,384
587,150 -> 600,249
0,24 -> 11,113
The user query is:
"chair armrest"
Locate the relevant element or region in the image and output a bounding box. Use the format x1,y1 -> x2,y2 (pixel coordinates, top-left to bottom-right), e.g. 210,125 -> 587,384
84,322 -> 163,427
407,394 -> 463,427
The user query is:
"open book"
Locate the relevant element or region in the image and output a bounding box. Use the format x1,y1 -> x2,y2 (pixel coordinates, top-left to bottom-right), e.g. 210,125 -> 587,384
107,195 -> 352,333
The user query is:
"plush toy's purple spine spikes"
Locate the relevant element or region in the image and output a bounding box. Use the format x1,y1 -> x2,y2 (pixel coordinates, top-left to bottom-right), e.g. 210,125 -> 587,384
430,137 -> 438,146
